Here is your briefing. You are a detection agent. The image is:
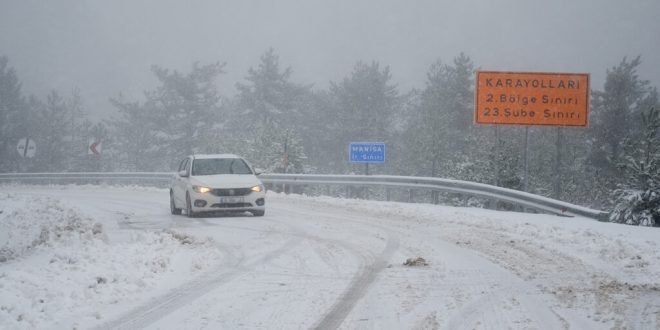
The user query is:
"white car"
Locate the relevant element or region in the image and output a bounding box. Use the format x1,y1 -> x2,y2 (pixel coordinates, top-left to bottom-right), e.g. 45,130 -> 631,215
170,154 -> 266,217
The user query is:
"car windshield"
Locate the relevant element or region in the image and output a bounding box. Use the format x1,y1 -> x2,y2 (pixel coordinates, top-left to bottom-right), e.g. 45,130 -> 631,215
191,158 -> 253,176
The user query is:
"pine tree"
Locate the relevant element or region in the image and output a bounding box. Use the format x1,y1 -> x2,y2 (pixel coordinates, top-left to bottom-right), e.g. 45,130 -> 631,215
108,95 -> 162,171
30,91 -> 70,171
149,62 -> 225,165
323,61 -> 401,174
611,104 -> 660,226
230,49 -> 311,172
235,48 -> 309,130
588,56 -> 650,188
401,53 -> 481,179
300,89 -> 344,173
106,62 -> 225,170
0,56 -> 28,171
64,89 -> 89,171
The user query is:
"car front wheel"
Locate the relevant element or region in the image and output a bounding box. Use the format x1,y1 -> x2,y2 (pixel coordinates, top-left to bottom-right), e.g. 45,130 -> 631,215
170,191 -> 182,215
251,209 -> 265,217
186,193 -> 195,218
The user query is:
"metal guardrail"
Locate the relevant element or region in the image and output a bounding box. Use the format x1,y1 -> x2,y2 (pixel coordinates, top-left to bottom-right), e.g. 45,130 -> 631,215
0,172 -> 609,221
0,172 -> 172,181
262,174 -> 609,220
0,172 -> 173,188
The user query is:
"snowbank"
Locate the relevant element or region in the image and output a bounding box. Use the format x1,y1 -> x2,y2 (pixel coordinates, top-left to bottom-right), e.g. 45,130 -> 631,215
0,193 -> 221,330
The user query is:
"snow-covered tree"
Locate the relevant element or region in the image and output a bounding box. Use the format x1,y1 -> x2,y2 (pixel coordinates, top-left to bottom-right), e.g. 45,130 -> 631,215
31,91 -> 69,171
0,56 -> 29,171
331,61 -> 398,141
229,48 -> 311,172
20,90 -> 92,172
401,53 -> 490,181
108,95 -> 162,171
611,104 -> 660,226
588,56 -> 651,187
149,62 -> 225,166
63,89 -> 91,171
107,61 -> 225,170
235,48 -> 309,130
318,61 -> 401,174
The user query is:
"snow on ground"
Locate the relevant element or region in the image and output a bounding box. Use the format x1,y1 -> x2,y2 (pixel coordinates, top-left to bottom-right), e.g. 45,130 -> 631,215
273,193 -> 660,329
286,193 -> 660,284
1,185 -> 659,329
0,190 -> 223,330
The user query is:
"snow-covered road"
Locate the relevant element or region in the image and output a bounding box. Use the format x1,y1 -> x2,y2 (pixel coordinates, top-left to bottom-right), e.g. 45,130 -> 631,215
1,185 -> 659,329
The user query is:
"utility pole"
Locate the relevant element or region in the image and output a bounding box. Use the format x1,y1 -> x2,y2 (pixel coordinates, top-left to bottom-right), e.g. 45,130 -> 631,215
494,126 -> 501,187
282,132 -> 289,193
553,127 -> 563,199
523,126 -> 529,192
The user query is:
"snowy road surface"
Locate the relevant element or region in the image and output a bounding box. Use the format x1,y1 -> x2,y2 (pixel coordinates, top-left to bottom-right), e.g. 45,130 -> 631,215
1,185 -> 659,329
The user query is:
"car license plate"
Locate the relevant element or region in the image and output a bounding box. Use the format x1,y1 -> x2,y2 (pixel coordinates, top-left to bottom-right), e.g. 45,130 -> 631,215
219,196 -> 244,204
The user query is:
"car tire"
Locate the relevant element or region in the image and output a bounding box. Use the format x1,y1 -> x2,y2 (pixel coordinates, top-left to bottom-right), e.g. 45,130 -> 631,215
186,193 -> 196,218
170,191 -> 182,215
251,209 -> 265,217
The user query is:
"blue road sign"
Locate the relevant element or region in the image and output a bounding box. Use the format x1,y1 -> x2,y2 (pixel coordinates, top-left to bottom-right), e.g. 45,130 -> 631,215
349,142 -> 386,164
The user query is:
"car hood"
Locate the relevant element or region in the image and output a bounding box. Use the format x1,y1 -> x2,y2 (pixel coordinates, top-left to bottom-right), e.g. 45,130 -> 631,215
191,174 -> 262,188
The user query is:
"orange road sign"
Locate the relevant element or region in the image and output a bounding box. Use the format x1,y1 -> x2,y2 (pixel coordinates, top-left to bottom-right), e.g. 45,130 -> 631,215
475,71 -> 590,127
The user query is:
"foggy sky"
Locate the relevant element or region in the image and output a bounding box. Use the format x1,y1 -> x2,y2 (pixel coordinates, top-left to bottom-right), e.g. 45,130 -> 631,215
1,0 -> 659,119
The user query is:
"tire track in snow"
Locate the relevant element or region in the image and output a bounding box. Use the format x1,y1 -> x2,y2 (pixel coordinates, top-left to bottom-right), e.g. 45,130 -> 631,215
276,196 -> 572,329
269,205 -> 400,330
626,290 -> 660,330
434,222 -> 655,329
312,232 -> 398,330
93,222 -> 303,330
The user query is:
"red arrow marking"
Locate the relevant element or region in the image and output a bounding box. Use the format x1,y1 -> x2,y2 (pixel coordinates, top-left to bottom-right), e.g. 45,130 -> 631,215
90,142 -> 100,155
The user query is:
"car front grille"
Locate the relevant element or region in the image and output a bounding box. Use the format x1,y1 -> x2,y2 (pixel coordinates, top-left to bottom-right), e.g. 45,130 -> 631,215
210,202 -> 252,208
210,188 -> 252,196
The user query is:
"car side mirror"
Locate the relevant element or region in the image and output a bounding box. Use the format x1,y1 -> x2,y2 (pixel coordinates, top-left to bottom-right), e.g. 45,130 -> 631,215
178,170 -> 189,177
254,168 -> 263,176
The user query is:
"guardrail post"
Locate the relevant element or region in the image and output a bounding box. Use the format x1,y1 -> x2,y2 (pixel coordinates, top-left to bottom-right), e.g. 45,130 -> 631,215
408,189 -> 414,203
386,188 -> 391,201
486,198 -> 494,210
597,212 -> 610,222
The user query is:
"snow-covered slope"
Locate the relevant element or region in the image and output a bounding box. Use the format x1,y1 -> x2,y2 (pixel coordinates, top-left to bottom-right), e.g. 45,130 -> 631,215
1,185 -> 658,329
0,189 -> 222,330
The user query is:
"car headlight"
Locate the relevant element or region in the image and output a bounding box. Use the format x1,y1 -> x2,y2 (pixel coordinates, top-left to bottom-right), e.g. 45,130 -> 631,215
193,185 -> 211,194
251,184 -> 264,193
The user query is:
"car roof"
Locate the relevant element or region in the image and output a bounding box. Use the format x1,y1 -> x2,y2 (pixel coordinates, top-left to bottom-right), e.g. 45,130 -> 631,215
191,154 -> 243,160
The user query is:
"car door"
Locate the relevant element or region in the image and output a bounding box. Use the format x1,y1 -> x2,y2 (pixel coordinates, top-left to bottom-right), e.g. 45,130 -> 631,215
173,157 -> 190,206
